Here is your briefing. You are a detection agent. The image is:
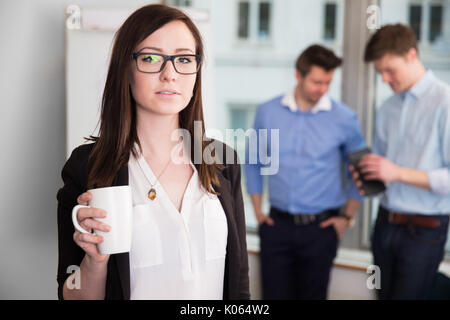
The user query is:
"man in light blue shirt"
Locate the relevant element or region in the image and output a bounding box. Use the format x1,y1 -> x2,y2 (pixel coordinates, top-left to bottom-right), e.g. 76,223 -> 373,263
354,24 -> 450,299
245,45 -> 366,299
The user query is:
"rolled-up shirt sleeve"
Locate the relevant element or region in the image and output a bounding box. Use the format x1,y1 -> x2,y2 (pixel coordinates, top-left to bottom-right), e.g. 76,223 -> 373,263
428,168 -> 450,195
428,103 -> 450,195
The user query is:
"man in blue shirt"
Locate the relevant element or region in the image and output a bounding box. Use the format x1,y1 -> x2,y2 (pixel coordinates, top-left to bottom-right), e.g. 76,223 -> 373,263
245,45 -> 366,299
352,24 -> 450,299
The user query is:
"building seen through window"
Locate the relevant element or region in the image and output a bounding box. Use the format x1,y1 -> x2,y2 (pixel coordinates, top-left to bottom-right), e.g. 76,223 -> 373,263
376,0 -> 450,254
409,4 -> 422,40
238,1 -> 250,38
324,3 -> 337,40
173,0 -> 450,255
408,2 -> 444,43
429,4 -> 443,42
237,0 -> 272,41
172,0 -> 192,7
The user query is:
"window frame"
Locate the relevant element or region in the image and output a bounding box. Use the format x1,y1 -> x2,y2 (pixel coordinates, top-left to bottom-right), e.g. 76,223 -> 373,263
429,3 -> 443,42
237,1 -> 251,39
350,0 -> 450,259
324,2 -> 338,41
235,0 -> 273,45
227,103 -> 261,233
170,0 -> 192,7
409,3 -> 423,41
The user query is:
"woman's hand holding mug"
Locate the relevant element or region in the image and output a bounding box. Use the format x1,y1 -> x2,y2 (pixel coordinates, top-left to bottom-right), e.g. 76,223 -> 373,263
73,192 -> 111,264
72,186 -> 133,261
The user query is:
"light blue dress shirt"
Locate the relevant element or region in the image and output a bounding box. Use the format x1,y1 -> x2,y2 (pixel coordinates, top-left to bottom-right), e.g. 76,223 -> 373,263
245,90 -> 366,214
374,70 -> 450,215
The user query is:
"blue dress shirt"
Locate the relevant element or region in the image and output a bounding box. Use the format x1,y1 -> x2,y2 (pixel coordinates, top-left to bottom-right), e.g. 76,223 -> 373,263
374,70 -> 450,214
245,90 -> 366,214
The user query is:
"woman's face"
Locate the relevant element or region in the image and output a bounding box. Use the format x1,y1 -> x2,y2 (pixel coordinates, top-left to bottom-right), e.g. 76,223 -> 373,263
130,20 -> 198,116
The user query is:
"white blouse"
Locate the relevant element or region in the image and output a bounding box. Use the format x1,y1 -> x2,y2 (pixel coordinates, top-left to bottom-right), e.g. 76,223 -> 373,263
128,149 -> 228,300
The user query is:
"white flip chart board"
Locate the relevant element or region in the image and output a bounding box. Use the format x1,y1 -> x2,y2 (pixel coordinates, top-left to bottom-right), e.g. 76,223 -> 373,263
65,5 -> 215,159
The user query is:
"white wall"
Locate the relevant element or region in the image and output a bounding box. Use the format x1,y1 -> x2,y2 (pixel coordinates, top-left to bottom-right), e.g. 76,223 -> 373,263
0,0 -> 157,300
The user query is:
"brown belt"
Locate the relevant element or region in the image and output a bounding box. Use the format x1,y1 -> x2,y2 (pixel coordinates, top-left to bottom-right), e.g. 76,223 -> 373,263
379,207 -> 443,229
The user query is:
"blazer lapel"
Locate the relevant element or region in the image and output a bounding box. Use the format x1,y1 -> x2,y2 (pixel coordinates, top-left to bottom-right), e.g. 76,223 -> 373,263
215,169 -> 240,299
111,164 -> 131,300
215,172 -> 233,219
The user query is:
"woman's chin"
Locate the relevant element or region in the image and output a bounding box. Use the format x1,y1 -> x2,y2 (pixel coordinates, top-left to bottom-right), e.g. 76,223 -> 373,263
141,103 -> 187,116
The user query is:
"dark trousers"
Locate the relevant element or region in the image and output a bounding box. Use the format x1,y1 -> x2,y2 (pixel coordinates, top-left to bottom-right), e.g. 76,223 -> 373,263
372,206 -> 450,300
259,207 -> 339,300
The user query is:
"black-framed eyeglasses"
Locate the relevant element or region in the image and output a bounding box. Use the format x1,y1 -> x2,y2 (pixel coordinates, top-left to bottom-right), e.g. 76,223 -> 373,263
132,52 -> 202,75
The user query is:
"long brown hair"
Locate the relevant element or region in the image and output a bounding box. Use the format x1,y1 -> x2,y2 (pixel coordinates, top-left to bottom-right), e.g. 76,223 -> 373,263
86,4 -> 220,193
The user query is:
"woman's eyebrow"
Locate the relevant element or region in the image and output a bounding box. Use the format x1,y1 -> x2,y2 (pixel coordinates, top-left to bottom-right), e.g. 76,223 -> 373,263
175,48 -> 194,53
137,46 -> 195,54
137,46 -> 162,52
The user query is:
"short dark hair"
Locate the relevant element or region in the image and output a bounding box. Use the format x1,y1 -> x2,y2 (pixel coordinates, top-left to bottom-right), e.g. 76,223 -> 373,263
295,44 -> 342,76
364,24 -> 418,62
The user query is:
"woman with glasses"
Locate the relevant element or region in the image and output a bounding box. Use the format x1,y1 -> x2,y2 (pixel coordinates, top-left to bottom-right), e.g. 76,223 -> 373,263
56,4 -> 249,300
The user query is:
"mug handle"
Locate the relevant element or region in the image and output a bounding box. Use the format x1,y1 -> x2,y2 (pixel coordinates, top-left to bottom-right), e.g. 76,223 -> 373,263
72,204 -> 91,234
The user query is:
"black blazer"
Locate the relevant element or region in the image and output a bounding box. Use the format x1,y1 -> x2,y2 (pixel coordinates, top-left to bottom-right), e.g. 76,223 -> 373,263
56,142 -> 250,300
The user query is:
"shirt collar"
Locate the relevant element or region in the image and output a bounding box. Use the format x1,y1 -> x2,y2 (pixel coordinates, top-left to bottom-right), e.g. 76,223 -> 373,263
281,88 -> 332,114
406,70 -> 435,100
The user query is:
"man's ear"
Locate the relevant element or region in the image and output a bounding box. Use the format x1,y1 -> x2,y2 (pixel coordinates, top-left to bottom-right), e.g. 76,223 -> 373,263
295,70 -> 302,82
406,47 -> 418,63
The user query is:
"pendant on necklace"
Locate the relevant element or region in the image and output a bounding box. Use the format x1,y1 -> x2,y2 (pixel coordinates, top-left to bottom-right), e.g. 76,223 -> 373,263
148,188 -> 157,200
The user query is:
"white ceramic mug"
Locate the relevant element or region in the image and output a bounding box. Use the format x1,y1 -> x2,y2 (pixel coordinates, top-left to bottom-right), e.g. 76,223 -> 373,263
72,185 -> 133,255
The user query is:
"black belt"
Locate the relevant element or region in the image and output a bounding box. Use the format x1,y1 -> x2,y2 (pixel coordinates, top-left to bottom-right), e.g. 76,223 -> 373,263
270,207 -> 340,226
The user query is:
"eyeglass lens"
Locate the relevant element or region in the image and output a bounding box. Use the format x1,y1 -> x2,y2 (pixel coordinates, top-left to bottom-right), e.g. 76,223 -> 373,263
136,54 -> 199,74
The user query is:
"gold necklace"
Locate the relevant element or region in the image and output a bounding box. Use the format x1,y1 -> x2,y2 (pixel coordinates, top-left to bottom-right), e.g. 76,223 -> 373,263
137,155 -> 172,201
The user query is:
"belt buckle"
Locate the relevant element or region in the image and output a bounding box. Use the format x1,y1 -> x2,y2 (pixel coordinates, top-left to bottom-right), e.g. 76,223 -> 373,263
388,211 -> 395,223
294,215 -> 302,225
293,214 -> 315,226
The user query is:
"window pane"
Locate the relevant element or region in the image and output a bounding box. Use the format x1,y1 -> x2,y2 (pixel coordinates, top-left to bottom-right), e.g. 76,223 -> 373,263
216,1 -> 346,231
231,109 -> 249,130
258,2 -> 271,40
429,5 -> 443,42
238,2 -> 250,38
229,106 -> 257,166
173,0 -> 191,6
324,3 -> 337,40
409,5 -> 422,40
374,0 -> 450,255
229,106 -> 261,231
